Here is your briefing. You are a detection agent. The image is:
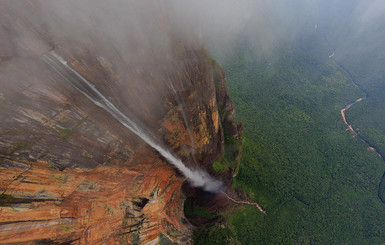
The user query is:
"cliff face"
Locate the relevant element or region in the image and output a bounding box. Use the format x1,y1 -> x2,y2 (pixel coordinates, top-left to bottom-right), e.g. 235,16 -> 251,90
0,2 -> 241,244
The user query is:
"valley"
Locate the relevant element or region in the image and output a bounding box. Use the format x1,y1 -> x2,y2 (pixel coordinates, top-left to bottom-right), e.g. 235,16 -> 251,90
214,28 -> 385,243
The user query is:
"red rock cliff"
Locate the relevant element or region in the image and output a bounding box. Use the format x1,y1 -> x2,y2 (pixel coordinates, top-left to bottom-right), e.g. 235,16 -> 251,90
0,1 -> 241,244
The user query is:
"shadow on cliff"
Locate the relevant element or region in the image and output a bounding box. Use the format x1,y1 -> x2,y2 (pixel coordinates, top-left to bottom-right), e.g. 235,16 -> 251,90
182,180 -> 248,226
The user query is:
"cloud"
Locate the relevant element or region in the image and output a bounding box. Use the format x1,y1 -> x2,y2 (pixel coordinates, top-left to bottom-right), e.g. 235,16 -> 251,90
353,0 -> 385,34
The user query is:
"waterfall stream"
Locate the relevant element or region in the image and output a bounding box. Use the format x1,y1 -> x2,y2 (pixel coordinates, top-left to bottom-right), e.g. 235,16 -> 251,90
42,51 -> 223,192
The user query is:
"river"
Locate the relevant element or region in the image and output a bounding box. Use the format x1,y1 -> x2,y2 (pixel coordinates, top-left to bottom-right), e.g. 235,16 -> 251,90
314,25 -> 385,204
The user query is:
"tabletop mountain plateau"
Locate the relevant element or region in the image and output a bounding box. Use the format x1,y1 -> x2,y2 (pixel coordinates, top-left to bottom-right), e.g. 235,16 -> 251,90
0,1 -> 243,244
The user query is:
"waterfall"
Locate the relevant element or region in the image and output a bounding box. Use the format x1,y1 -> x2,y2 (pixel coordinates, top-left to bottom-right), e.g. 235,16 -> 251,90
42,51 -> 223,192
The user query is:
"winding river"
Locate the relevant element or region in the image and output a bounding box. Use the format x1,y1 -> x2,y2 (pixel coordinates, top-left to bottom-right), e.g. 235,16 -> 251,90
315,25 -> 385,204
340,96 -> 366,137
338,82 -> 385,204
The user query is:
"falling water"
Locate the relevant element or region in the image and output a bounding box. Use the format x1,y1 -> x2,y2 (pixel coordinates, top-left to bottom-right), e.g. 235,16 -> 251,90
42,51 -> 223,192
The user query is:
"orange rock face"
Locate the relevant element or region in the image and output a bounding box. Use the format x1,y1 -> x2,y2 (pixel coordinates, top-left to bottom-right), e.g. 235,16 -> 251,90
0,1 -> 242,244
0,69 -> 191,243
0,159 -> 188,244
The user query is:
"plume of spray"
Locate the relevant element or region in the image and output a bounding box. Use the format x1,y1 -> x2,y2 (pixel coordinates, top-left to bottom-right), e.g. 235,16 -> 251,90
42,51 -> 223,193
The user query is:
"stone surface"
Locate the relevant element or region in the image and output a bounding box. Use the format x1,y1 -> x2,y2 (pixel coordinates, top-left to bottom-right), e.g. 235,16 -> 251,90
0,1 -> 241,244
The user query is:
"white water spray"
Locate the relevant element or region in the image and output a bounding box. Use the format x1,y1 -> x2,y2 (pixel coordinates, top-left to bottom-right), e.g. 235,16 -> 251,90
42,51 -> 223,192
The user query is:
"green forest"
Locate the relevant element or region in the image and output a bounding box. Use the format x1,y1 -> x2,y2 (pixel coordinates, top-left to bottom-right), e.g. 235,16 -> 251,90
214,30 -> 385,243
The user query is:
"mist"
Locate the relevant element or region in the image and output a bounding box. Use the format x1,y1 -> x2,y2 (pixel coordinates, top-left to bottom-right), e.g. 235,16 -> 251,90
3,0 -> 385,76
1,0 -> 385,191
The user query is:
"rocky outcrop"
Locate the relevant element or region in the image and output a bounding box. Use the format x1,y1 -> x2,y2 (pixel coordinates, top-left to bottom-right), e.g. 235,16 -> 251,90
0,64 -> 190,243
0,160 -> 187,244
0,1 -> 241,244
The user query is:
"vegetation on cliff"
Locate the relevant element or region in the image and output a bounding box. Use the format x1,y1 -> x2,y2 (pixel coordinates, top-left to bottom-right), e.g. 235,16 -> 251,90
0,2 -> 236,243
183,56 -> 243,245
